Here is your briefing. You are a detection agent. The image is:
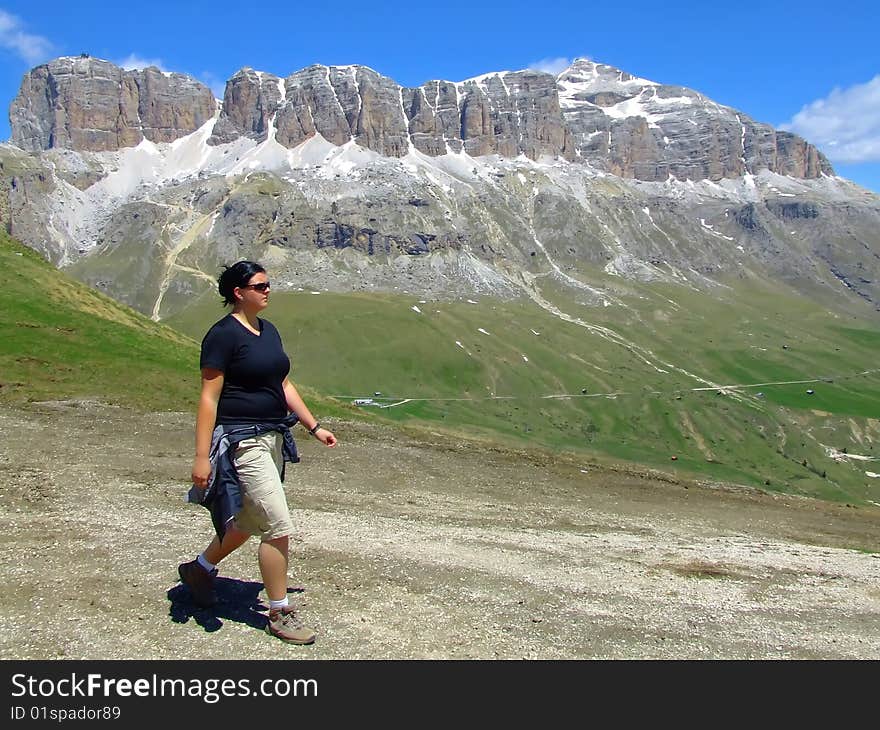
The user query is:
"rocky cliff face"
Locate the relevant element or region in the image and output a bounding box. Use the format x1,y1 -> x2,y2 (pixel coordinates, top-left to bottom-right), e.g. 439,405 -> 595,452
557,59 -> 832,182
10,56 -> 216,153
10,56 -> 829,183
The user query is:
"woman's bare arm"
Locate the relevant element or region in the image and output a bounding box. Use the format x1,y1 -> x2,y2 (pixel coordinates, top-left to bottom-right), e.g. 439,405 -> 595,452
191,368 -> 224,487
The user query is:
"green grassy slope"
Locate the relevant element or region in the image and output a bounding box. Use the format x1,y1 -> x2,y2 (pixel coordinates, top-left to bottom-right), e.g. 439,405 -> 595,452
0,230 -> 199,410
168,275 -> 880,504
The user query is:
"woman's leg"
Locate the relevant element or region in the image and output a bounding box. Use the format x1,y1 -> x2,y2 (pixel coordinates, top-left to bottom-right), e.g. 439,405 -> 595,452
258,535 -> 289,601
233,433 -> 314,642
203,523 -> 251,565
260,533 -> 314,644
234,433 -> 295,600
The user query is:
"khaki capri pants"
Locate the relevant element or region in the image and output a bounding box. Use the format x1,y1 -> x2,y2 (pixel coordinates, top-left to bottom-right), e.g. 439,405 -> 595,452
231,432 -> 295,541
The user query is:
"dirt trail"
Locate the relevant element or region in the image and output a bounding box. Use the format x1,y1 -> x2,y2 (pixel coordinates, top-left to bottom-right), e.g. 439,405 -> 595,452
0,400 -> 878,659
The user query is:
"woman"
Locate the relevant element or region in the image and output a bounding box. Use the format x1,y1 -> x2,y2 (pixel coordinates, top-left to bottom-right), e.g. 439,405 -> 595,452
178,260 -> 337,645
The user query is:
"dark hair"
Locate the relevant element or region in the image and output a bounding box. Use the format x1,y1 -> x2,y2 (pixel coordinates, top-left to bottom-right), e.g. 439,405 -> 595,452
217,261 -> 266,306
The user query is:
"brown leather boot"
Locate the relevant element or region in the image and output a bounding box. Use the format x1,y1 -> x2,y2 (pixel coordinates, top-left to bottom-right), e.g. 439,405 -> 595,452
177,560 -> 217,607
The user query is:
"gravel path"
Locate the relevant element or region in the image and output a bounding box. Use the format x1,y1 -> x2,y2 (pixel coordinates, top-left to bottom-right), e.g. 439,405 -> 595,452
1,400 -> 878,659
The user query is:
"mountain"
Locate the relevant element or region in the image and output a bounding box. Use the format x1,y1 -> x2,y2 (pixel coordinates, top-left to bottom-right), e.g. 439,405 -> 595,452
10,57 -> 215,153
2,55 -> 878,322
11,56 -> 829,180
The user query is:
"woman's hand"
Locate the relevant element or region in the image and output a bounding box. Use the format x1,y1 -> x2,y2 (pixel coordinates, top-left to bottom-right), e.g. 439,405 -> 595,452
192,455 -> 212,488
314,428 -> 338,447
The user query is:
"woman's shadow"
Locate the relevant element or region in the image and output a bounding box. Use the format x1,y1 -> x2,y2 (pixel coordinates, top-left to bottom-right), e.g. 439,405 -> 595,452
168,577 -> 304,633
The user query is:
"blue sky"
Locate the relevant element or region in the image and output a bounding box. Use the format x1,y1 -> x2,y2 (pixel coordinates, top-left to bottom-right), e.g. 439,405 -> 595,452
1,0 -> 878,192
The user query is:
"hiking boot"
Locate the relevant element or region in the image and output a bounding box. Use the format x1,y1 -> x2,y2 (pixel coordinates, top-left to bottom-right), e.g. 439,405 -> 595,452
266,606 -> 316,645
177,560 -> 217,607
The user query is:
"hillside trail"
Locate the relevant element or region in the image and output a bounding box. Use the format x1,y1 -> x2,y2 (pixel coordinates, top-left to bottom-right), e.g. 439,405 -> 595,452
0,399 -> 878,660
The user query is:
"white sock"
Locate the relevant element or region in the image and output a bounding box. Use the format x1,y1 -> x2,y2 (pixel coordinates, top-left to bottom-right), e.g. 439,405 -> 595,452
197,554 -> 216,573
269,597 -> 289,611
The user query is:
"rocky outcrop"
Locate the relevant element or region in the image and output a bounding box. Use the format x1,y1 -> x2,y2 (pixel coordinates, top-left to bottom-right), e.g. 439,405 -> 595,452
208,68 -> 285,144
766,200 -> 820,220
0,145 -> 54,250
444,71 -> 574,160
401,71 -> 576,160
10,56 -> 832,183
210,65 -> 411,155
209,65 -> 575,162
558,59 -> 833,182
10,56 -> 216,152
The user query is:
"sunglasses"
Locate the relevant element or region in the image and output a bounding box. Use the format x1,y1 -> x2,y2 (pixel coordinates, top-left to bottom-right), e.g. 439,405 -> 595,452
241,281 -> 271,292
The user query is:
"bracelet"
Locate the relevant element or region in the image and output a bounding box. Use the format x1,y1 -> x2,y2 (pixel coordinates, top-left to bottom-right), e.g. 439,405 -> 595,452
307,422 -> 321,436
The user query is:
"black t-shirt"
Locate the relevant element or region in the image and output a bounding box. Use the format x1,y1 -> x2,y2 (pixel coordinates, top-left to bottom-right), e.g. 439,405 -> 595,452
199,314 -> 290,424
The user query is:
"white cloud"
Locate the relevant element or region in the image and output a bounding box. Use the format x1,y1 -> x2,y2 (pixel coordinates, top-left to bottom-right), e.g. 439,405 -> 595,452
117,53 -> 167,71
0,9 -> 54,65
527,56 -> 573,76
781,75 -> 880,164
